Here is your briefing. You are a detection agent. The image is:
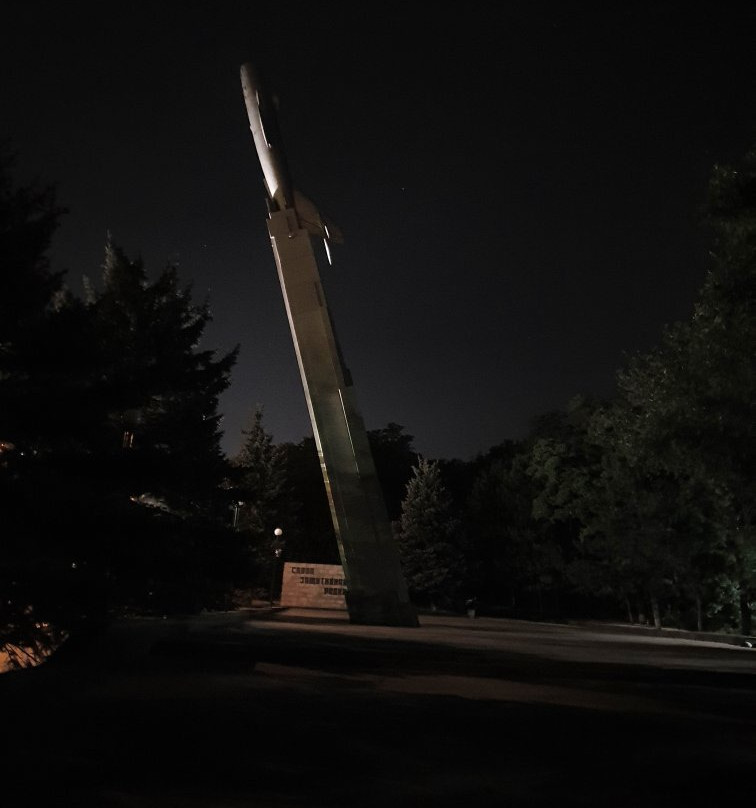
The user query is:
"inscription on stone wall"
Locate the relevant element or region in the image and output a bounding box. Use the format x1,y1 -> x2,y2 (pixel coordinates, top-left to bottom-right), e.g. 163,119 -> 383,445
280,562 -> 347,610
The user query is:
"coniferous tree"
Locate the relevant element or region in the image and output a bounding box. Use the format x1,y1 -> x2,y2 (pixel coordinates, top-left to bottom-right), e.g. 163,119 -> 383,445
0,146 -> 67,358
396,457 -> 466,611
276,436 -> 340,564
2,221 -> 243,655
0,149 -> 71,666
367,422 -> 419,520
229,406 -> 289,572
75,238 -> 241,614
83,238 -> 238,514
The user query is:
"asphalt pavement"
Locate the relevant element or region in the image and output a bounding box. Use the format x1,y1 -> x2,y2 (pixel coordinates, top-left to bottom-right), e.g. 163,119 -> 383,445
2,607 -> 755,807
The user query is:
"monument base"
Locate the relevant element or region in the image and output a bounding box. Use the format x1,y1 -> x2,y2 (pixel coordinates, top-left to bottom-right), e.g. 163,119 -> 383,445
280,562 -> 347,609
345,591 -> 420,627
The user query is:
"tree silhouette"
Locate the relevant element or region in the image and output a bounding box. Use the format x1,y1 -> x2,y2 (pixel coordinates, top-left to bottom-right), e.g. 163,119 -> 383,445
396,457 -> 466,611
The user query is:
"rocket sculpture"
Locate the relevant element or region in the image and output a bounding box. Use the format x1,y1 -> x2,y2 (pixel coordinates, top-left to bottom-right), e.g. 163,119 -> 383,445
240,62 -> 418,627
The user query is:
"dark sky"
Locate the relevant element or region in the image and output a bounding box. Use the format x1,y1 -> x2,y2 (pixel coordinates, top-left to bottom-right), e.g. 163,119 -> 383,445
2,3 -> 755,461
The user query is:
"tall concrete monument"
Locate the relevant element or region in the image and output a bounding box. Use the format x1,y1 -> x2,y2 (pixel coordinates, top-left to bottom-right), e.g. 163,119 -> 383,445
240,62 -> 418,627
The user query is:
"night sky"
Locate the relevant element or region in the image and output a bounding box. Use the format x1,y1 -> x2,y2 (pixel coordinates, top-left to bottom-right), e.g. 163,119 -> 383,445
3,3 -> 755,461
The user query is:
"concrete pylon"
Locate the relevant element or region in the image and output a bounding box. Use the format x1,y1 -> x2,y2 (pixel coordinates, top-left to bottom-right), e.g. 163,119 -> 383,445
266,208 -> 418,627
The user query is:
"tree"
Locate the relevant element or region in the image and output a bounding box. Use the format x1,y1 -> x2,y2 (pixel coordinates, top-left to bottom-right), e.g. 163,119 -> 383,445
576,401 -> 696,628
614,147 -> 756,632
467,441 -> 566,618
226,406 -> 290,598
0,148 -> 70,666
2,226 -> 243,658
276,437 -> 340,564
396,457 -> 466,611
687,150 -> 756,632
0,146 -> 78,456
0,145 -> 67,358
230,406 -> 287,534
524,397 -> 640,621
367,422 -> 419,521
526,148 -> 756,633
74,238 -> 241,613
83,238 -> 237,513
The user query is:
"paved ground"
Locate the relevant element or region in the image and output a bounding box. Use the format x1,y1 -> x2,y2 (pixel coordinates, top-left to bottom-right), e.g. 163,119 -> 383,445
2,608 -> 756,807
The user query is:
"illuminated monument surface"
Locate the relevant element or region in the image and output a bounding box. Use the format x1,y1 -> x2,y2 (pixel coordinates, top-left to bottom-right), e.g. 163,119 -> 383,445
240,62 -> 418,627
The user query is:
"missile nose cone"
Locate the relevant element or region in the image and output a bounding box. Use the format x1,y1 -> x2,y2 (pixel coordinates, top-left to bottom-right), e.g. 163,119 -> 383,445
240,60 -> 294,210
240,62 -> 255,89
240,63 -> 258,109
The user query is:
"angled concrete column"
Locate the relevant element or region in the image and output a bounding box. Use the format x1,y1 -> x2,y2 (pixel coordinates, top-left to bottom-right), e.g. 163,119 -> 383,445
267,208 -> 418,627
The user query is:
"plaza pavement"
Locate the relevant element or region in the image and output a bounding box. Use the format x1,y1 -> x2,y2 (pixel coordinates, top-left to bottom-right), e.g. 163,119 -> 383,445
2,606 -> 755,807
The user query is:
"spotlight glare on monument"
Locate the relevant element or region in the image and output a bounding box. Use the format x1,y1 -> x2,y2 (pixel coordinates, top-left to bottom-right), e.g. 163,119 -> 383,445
240,61 -> 418,627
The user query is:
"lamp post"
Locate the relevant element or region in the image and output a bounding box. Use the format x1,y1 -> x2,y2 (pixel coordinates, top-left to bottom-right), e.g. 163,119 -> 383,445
232,501 -> 244,530
269,527 -> 284,607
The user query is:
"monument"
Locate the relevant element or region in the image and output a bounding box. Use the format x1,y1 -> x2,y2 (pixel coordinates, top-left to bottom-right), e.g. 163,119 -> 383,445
240,62 -> 418,627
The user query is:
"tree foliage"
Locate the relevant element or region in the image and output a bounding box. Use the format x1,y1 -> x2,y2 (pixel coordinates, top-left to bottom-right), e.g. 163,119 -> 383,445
0,145 -> 67,355
367,422 -> 419,521
612,148 -> 756,631
274,437 -> 340,564
467,439 -> 566,618
226,406 -> 291,593
396,457 -> 466,610
230,407 -> 286,533
525,148 -> 756,632
0,151 -> 71,665
1,152 -> 242,661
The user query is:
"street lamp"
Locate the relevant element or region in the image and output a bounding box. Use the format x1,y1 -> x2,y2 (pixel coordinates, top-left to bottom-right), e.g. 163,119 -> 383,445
232,501 -> 244,529
270,528 -> 284,607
